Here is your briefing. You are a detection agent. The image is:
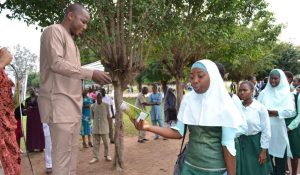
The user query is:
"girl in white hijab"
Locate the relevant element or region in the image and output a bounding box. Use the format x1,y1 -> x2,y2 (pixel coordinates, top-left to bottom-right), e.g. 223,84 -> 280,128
257,69 -> 295,175
132,59 -> 243,175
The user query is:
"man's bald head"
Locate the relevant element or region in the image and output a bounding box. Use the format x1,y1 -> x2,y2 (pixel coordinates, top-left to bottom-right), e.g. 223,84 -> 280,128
64,3 -> 87,17
62,3 -> 90,36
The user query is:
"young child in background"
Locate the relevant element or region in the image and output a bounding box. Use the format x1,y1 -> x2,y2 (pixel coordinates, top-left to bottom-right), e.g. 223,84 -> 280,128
89,93 -> 112,164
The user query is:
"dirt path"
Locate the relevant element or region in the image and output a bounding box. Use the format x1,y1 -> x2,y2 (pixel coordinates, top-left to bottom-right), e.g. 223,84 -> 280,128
21,135 -> 181,175
20,135 -> 300,175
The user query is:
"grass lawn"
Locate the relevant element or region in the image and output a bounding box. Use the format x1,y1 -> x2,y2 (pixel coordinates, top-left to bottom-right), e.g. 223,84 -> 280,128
122,97 -> 157,136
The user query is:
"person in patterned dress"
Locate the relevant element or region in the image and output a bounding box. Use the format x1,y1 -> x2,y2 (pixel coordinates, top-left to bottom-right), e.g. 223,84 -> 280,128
0,47 -> 20,175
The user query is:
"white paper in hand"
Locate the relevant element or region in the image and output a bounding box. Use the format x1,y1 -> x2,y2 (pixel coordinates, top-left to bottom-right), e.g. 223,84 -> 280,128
137,111 -> 148,122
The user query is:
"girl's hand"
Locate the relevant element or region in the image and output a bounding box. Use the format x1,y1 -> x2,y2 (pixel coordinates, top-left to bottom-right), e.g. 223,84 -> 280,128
268,110 -> 278,117
139,120 -> 150,130
129,118 -> 150,131
258,149 -> 267,165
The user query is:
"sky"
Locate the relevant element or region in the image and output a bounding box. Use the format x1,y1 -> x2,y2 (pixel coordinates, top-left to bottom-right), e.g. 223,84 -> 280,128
0,0 -> 300,56
0,9 -> 41,55
266,0 -> 300,46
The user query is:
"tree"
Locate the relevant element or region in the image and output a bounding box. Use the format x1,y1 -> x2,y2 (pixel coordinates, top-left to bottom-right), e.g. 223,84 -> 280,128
1,0 -> 167,169
207,14 -> 281,83
27,72 -> 40,88
152,0 -> 281,108
82,2 -> 166,169
135,60 -> 172,94
11,44 -> 38,83
80,48 -> 98,65
272,42 -> 300,74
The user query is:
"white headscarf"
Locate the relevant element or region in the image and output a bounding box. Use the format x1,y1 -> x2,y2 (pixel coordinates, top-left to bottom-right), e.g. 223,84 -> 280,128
177,59 -> 243,128
258,69 -> 294,111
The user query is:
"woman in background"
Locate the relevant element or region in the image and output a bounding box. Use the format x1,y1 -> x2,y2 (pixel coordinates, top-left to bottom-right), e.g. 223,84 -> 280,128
164,88 -> 177,128
25,87 -> 45,152
257,69 -> 295,175
81,90 -> 93,148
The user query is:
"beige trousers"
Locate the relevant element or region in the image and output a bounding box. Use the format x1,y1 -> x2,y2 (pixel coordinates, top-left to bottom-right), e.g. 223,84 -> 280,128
49,122 -> 80,175
93,134 -> 109,159
107,117 -> 114,142
138,130 -> 146,140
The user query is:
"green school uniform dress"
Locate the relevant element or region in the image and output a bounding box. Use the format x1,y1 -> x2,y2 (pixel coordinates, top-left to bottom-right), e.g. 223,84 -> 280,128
286,92 -> 300,157
182,126 -> 226,175
238,133 -> 273,175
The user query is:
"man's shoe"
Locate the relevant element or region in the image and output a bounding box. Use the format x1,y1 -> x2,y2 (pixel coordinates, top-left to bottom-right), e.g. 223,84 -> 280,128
137,140 -> 145,143
83,142 -> 88,148
89,158 -> 99,164
143,138 -> 149,141
110,141 -> 115,144
46,168 -> 52,174
105,156 -> 112,161
88,142 -> 93,147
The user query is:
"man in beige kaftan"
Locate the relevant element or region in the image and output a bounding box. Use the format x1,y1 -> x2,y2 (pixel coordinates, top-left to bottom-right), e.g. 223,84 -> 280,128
38,3 -> 111,175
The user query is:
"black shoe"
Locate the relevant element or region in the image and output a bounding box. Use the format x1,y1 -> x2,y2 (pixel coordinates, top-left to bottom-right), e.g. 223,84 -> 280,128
143,139 -> 149,141
110,141 -> 115,144
137,140 -> 145,143
46,168 -> 52,174
88,142 -> 93,147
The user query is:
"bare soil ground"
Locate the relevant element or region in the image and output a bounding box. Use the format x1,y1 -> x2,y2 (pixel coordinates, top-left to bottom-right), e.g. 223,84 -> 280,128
21,135 -> 181,175
20,134 -> 300,175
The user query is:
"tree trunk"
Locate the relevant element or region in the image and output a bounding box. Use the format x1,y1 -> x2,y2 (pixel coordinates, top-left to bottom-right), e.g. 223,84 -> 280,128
113,79 -> 125,170
137,81 -> 142,93
234,80 -> 240,94
175,76 -> 184,111
161,80 -> 168,96
107,84 -> 110,94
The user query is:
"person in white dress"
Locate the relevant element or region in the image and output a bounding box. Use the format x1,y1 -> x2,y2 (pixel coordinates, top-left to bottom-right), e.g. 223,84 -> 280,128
257,69 -> 295,175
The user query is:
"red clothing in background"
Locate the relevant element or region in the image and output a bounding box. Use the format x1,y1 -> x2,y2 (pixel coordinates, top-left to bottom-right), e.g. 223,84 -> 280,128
0,69 -> 20,175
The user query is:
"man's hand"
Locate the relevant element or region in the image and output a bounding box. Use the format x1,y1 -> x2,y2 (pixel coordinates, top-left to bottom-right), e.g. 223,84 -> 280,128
0,48 -> 13,69
92,70 -> 112,85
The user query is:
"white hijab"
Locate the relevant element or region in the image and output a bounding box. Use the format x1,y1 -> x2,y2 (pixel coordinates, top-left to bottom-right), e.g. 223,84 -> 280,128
177,59 -> 243,128
258,69 -> 294,111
